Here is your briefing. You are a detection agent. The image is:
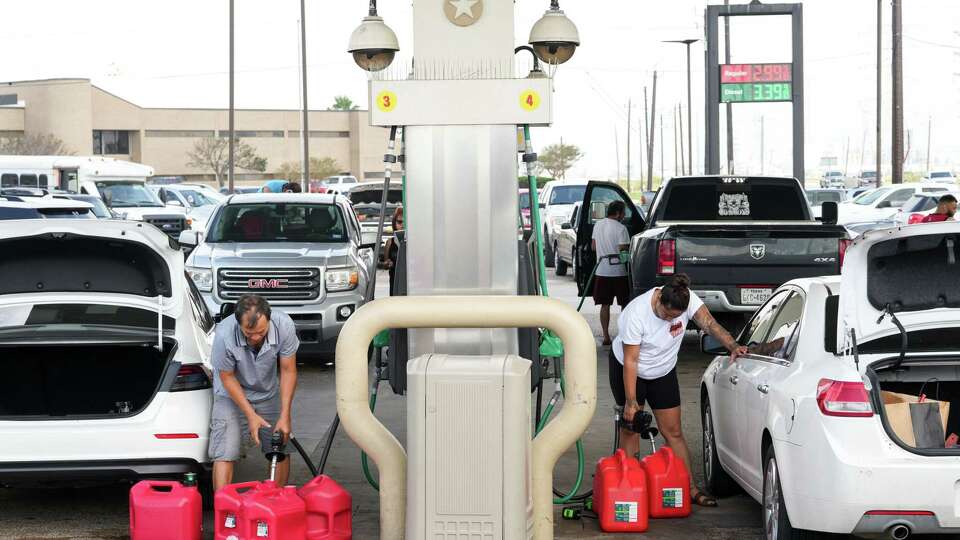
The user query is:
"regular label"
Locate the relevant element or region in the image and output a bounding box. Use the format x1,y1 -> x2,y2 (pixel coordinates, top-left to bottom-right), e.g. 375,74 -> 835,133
662,487 -> 685,508
520,89 -> 541,111
224,514 -> 236,528
614,501 -> 638,522
256,521 -> 269,537
376,90 -> 397,113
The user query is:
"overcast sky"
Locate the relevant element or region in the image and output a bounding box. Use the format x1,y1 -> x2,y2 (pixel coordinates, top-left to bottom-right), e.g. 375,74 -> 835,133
2,0 -> 958,179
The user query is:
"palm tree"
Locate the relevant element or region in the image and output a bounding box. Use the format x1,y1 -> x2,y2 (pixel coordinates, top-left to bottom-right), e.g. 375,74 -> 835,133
331,96 -> 358,111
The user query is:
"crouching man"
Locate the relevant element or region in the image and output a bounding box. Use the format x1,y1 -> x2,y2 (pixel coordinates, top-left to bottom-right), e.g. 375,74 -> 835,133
210,294 -> 299,490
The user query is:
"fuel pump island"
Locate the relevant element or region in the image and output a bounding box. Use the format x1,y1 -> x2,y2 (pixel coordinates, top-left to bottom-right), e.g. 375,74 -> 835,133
339,1 -> 592,538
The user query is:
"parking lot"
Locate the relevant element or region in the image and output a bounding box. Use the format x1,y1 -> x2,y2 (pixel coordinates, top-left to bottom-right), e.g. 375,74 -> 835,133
0,271 -> 766,540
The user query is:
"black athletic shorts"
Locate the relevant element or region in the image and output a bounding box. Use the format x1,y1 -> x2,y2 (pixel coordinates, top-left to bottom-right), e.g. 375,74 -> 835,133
608,349 -> 682,410
593,275 -> 630,307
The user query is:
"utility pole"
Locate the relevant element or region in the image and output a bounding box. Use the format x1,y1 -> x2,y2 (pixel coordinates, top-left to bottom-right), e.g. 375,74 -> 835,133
673,105 -> 680,176
760,115 -> 765,175
626,99 -> 632,192
724,0 -> 734,174
678,104 -> 685,175
860,128 -> 866,173
614,126 -> 621,183
663,38 -> 699,175
228,0 -> 235,193
660,113 -> 665,184
638,105 -> 645,189
926,115 -> 932,173
876,0 -> 882,185
843,136 -> 850,177
299,0 -> 310,191
647,71 -> 658,188
892,0 -> 904,184
644,86 -> 651,191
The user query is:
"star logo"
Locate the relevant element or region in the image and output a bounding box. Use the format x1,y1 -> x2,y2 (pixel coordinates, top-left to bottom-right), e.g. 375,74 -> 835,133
444,0 -> 483,27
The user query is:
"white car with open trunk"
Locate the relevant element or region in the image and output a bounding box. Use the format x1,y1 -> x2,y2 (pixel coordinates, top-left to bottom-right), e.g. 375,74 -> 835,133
0,219 -> 215,493
700,222 -> 960,539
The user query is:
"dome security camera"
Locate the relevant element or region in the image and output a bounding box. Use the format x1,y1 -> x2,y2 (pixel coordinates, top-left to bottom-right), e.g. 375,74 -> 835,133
348,15 -> 400,72
528,4 -> 580,66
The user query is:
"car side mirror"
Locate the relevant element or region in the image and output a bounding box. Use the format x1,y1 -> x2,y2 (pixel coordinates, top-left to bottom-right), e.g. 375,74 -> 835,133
214,302 -> 236,324
178,230 -> 200,246
561,222 -> 573,230
700,333 -> 729,356
820,201 -> 838,225
538,202 -> 546,209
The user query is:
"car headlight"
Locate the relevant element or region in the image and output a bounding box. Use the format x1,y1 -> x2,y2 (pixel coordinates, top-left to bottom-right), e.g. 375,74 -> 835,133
186,267 -> 213,292
325,266 -> 359,292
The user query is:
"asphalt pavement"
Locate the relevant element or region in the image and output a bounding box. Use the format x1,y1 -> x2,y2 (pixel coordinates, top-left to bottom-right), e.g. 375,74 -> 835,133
0,271 -> 766,539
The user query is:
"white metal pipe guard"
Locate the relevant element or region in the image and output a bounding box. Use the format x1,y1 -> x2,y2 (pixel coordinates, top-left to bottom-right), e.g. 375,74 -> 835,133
334,295 -> 597,540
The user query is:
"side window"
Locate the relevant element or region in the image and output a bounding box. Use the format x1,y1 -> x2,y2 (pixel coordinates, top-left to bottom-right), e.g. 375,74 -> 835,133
885,189 -> 913,206
185,274 -> 214,333
39,174 -> 48,188
741,290 -> 789,346
19,174 -> 38,187
587,185 -> 633,224
762,292 -> 804,360
1,174 -> 17,187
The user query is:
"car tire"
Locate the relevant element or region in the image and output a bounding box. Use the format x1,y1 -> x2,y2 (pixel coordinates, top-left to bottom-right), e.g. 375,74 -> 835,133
701,397 -> 737,497
543,229 -> 555,267
555,243 -> 568,276
763,448 -> 828,540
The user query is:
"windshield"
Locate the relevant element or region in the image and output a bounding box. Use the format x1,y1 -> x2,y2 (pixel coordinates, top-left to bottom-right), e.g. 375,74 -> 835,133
178,189 -> 218,207
549,186 -> 586,205
854,187 -> 890,205
861,171 -> 876,178
207,203 -> 348,243
930,172 -> 952,178
806,191 -> 843,205
825,171 -> 843,177
99,182 -> 164,208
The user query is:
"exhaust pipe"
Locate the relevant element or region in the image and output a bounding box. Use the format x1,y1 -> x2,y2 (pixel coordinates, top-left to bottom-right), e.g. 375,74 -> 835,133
888,524 -> 911,540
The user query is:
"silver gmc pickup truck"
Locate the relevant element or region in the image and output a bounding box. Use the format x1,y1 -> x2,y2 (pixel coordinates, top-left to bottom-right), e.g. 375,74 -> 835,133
179,193 -> 374,355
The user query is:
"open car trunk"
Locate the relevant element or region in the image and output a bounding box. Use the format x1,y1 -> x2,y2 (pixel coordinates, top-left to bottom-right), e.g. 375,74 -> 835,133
0,342 -> 174,419
867,357 -> 960,454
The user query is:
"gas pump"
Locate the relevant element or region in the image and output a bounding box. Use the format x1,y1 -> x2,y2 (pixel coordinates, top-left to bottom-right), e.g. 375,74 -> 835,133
337,1 -> 590,539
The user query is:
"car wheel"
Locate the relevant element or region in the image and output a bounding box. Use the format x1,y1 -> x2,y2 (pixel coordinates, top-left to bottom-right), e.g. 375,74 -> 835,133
763,448 -> 827,540
555,243 -> 568,276
701,398 -> 736,497
543,229 -> 555,267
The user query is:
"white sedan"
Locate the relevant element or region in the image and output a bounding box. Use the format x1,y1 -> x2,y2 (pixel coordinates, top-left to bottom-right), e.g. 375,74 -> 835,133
700,222 -> 960,539
838,184 -> 954,225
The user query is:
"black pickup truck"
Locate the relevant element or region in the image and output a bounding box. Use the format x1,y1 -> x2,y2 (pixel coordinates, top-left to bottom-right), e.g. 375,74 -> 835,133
573,177 -> 849,323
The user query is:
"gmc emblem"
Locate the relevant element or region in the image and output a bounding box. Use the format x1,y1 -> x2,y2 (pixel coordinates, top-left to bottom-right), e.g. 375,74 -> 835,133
248,278 -> 289,289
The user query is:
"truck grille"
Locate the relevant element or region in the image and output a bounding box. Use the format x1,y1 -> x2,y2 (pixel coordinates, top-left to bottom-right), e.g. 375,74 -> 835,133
145,216 -> 187,237
217,268 -> 321,302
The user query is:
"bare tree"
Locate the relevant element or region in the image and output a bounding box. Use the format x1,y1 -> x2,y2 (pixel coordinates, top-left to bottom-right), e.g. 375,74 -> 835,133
186,137 -> 267,188
0,133 -> 73,155
277,157 -> 342,182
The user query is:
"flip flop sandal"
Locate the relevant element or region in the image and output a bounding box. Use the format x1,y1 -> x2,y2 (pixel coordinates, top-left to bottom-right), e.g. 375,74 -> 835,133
691,491 -> 718,507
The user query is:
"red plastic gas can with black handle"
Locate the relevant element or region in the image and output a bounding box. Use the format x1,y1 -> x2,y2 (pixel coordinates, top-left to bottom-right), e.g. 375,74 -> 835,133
130,479 -> 202,540
640,446 -> 691,518
593,449 -> 649,532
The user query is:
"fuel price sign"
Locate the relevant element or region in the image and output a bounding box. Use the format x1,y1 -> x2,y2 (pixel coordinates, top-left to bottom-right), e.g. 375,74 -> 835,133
720,63 -> 793,103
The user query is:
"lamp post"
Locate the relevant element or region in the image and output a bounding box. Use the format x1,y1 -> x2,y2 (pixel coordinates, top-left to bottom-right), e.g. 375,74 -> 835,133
663,38 -> 699,176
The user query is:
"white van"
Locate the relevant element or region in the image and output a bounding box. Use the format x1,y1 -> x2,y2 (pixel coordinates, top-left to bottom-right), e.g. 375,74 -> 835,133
0,156 -> 189,236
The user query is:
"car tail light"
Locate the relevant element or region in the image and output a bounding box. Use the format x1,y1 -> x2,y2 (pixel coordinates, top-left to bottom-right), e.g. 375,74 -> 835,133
865,510 -> 934,516
907,213 -> 925,225
657,240 -> 676,275
817,378 -> 873,417
838,239 -> 852,268
154,433 -> 200,439
170,364 -> 212,392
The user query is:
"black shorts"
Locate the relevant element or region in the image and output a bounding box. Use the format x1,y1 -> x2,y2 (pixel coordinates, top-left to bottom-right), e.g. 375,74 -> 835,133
608,349 -> 682,410
593,275 -> 630,307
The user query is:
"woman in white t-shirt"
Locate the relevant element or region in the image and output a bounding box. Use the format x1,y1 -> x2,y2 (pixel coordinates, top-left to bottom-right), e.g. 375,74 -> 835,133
610,273 -> 746,507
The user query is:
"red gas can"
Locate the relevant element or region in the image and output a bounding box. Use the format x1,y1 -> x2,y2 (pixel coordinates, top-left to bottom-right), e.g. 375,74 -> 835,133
298,475 -> 353,539
243,481 -> 306,539
640,447 -> 691,518
215,480 -> 261,540
592,449 -> 649,532
129,479 -> 202,540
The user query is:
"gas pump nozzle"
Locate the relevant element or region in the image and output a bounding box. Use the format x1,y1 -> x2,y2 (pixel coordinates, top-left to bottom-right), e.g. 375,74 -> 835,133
265,431 -> 287,482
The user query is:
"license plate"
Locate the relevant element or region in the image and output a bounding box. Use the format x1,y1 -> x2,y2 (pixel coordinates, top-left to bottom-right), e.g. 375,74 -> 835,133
740,288 -> 773,305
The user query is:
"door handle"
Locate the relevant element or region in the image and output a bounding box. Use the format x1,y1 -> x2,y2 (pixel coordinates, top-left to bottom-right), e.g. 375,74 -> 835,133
729,375 -> 739,385
757,384 -> 769,394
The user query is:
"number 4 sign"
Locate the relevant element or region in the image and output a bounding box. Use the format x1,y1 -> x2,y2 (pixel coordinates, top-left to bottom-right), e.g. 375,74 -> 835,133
520,90 -> 541,112
376,91 -> 397,113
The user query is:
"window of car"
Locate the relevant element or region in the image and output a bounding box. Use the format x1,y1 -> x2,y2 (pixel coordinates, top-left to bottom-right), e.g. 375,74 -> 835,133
585,184 -> 634,224
1,174 -> 17,187
901,195 -> 938,213
806,191 -> 843,205
207,203 -> 348,243
740,290 -> 790,347
854,187 -> 889,205
549,185 -> 586,205
763,292 -> 804,360
883,189 -> 915,207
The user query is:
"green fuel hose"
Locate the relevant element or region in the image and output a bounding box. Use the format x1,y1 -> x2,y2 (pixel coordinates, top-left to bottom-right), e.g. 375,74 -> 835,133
360,388 -> 380,491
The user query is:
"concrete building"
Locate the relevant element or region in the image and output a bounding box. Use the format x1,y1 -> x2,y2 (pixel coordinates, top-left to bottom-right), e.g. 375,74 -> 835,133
0,78 -> 392,185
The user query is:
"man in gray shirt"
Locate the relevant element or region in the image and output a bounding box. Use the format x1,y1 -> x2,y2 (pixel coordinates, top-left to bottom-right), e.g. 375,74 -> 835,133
209,294 -> 299,490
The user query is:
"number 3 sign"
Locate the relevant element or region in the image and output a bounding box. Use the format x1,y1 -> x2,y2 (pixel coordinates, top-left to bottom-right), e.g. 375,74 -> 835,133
376,91 -> 397,113
520,90 -> 541,112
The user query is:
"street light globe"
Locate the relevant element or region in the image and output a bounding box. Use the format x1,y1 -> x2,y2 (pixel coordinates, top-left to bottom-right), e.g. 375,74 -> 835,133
347,15 -> 400,72
528,7 -> 580,66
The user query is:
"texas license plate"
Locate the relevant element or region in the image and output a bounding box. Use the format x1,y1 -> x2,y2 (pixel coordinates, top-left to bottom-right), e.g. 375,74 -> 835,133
740,288 -> 773,305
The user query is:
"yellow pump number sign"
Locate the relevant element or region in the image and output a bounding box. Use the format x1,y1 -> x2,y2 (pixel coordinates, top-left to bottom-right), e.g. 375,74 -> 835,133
376,91 -> 398,113
520,90 -> 541,112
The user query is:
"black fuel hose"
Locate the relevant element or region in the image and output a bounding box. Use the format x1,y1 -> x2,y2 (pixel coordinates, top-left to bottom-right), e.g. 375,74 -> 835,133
288,436 -> 319,478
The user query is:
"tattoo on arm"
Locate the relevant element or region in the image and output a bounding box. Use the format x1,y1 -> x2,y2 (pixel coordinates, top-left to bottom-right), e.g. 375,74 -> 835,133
695,306 -> 737,350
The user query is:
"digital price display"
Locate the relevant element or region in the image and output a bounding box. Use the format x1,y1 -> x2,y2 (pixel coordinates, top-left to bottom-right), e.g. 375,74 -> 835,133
720,63 -> 793,103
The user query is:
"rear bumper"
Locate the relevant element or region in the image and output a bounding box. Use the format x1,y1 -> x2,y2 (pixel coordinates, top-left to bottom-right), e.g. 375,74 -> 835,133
852,513 -> 960,538
693,289 -> 760,313
0,458 -> 209,485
